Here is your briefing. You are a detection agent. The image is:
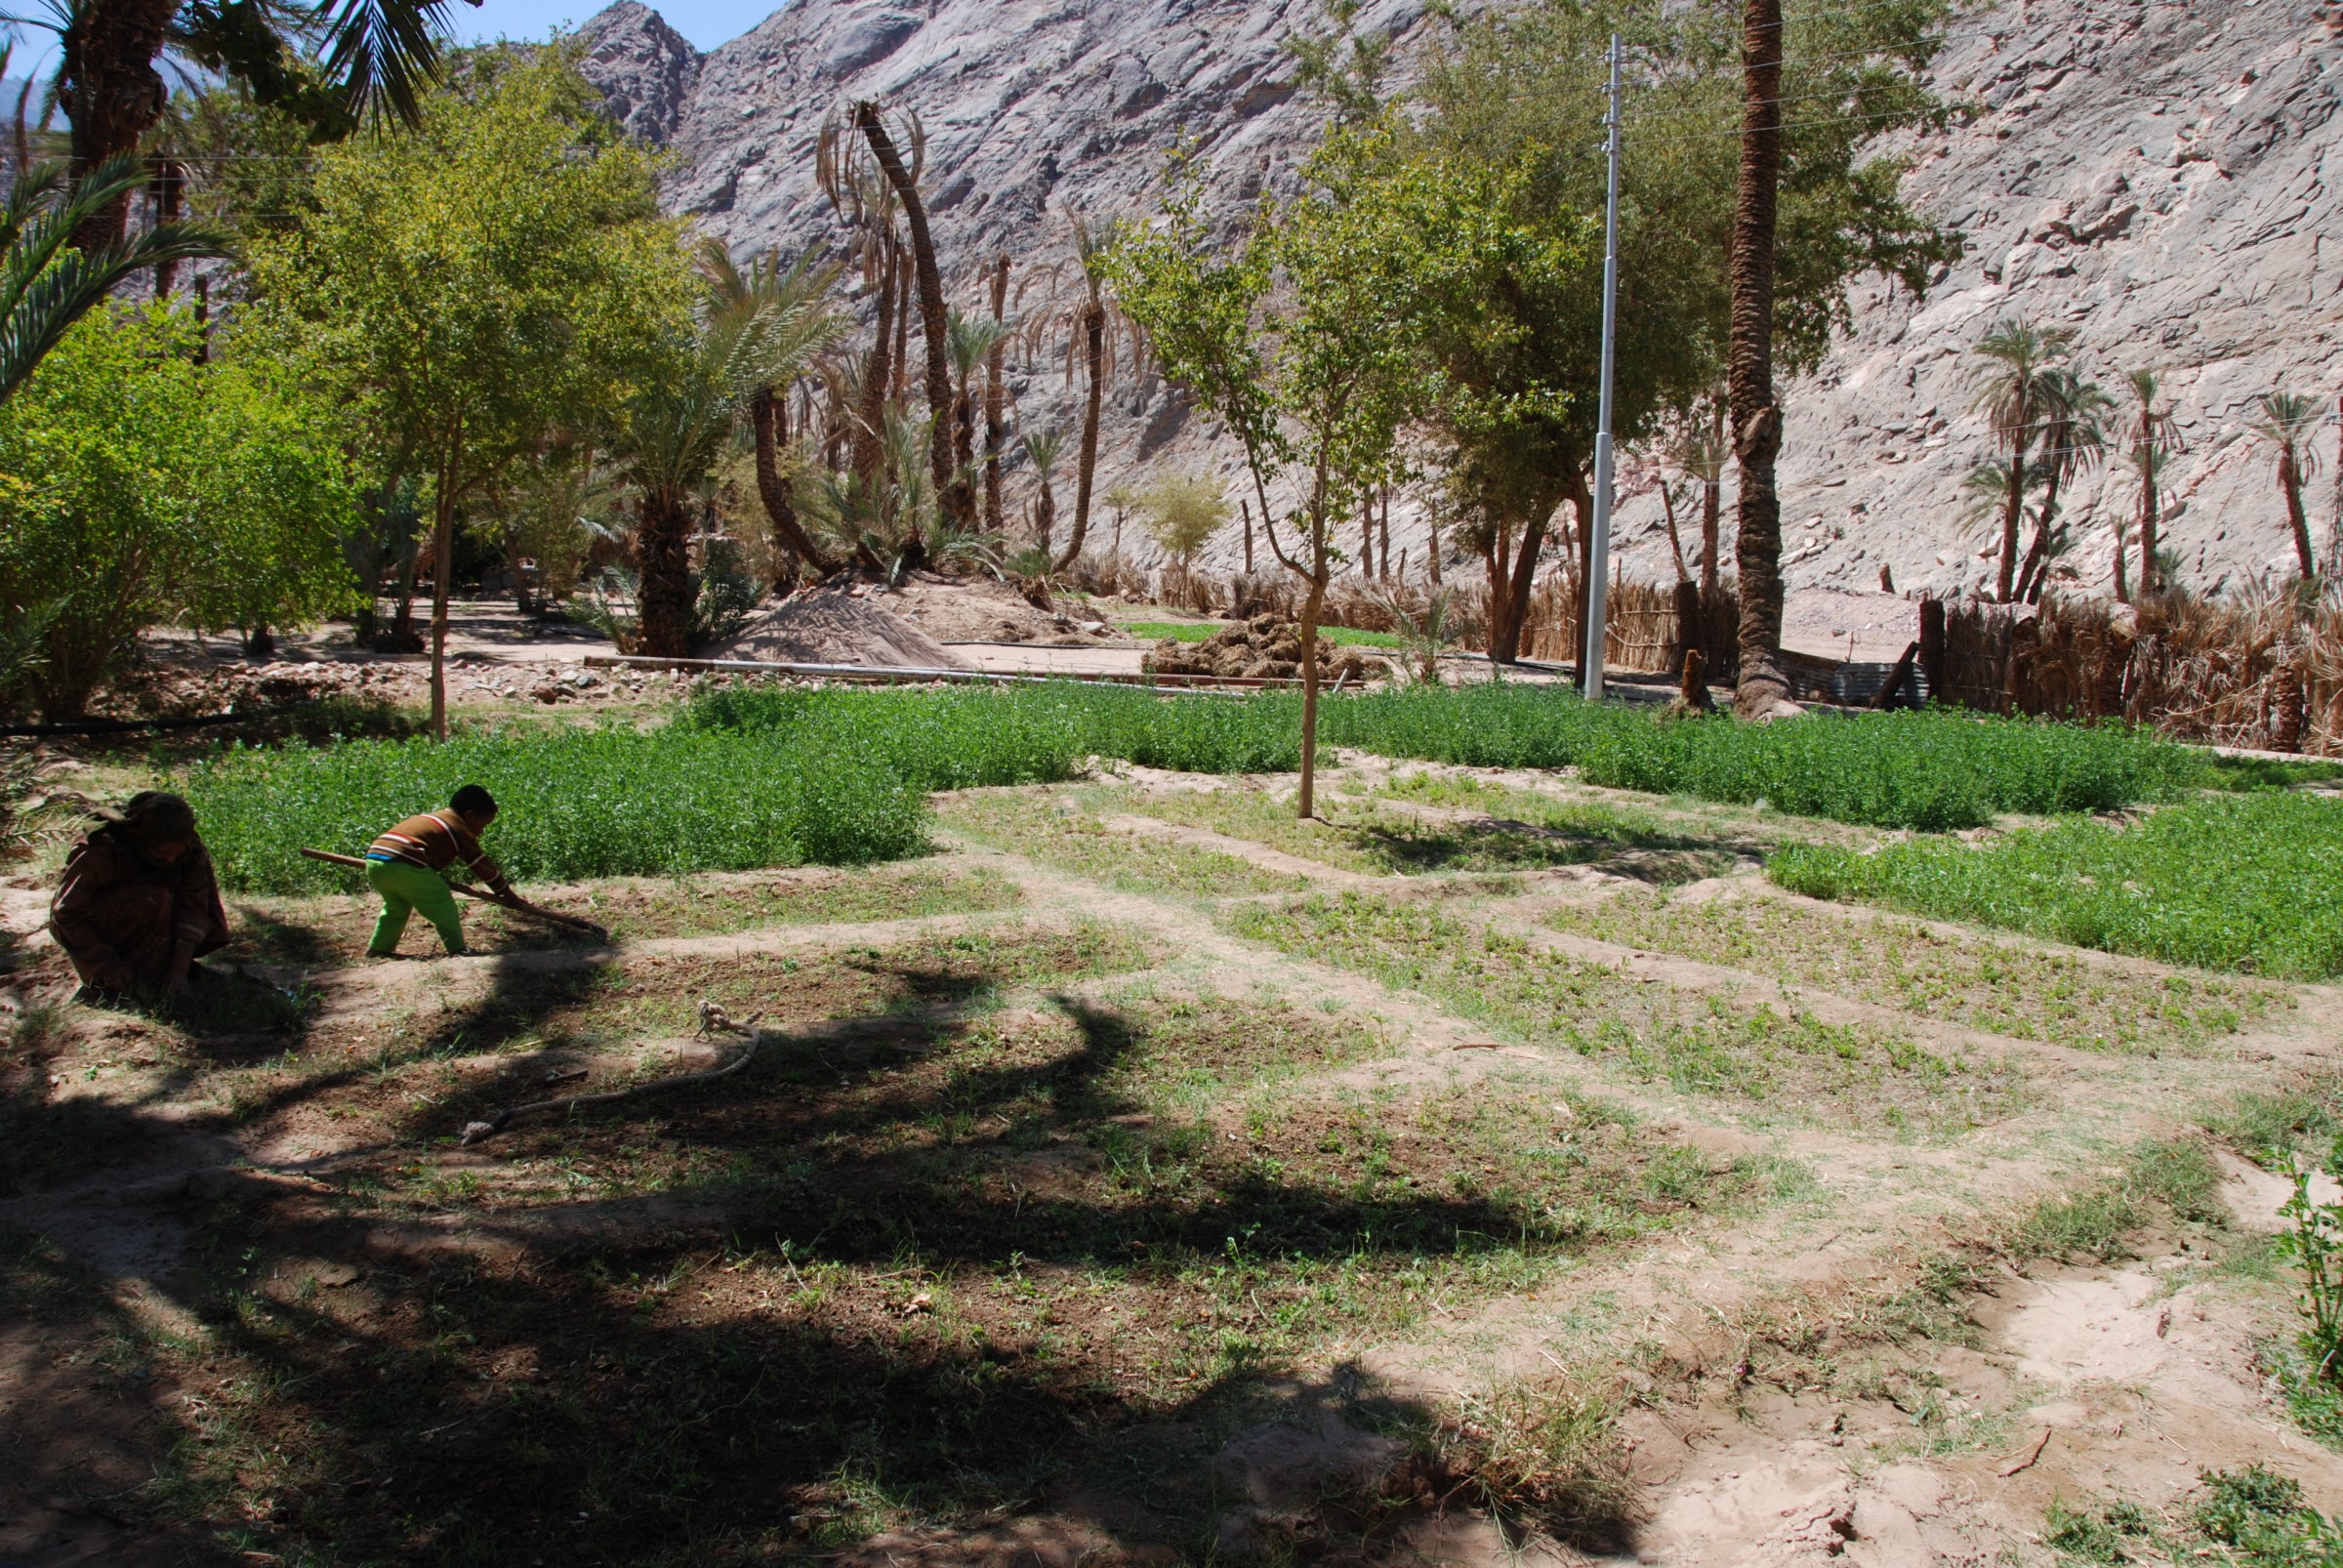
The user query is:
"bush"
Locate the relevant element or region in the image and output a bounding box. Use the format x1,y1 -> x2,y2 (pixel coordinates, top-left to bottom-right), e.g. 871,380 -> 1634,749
1770,793 -> 2343,977
184,723 -> 926,892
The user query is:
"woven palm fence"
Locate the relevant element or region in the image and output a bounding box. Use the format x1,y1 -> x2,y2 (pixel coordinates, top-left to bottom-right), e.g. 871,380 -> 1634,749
1929,591 -> 2343,755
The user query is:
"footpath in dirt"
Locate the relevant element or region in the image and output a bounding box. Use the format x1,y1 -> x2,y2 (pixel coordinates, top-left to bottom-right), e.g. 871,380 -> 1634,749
3,757 -> 2340,1567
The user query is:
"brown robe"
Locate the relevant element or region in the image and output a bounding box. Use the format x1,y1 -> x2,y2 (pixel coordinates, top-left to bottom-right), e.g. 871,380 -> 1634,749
50,826 -> 231,989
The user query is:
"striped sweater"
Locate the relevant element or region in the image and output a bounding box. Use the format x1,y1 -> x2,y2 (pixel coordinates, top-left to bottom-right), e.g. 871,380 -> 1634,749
367,811 -> 513,896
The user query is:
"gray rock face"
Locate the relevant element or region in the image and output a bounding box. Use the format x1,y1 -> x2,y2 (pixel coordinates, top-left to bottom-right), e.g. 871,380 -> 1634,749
577,0 -> 2343,597
575,1 -> 701,146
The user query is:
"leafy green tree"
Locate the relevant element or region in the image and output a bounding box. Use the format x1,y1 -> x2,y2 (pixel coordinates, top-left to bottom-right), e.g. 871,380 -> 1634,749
1109,145 -> 1427,818
0,305 -> 355,718
1134,472 -> 1231,570
1355,0 -> 1956,670
245,47 -> 685,734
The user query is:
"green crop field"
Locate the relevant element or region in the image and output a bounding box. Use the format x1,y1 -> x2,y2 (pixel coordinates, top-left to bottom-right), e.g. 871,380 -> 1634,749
1769,791 -> 2343,978
183,683 -> 2281,894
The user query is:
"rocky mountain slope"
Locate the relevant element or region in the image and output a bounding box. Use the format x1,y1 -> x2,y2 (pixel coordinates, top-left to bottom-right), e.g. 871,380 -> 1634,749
578,0 -> 2343,602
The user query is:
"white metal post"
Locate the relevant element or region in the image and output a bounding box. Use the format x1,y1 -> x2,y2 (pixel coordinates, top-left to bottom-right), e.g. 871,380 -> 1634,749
1582,31 -> 1624,699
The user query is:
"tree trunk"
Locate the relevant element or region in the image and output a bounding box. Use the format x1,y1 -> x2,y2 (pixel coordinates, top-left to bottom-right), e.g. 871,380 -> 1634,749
1379,488 -> 1391,581
892,249 -> 913,406
1243,499 -> 1254,573
149,155 -> 183,297
636,484 -> 695,658
984,254 -> 1009,534
2114,487 -> 2130,602
851,243 -> 896,488
428,433 -> 462,742
1298,572 -> 1327,819
1059,296 -> 1106,571
2017,472 -> 2063,604
1997,439 -> 2028,602
754,389 -> 831,584
2282,450 -> 2317,580
1033,476 -> 1055,556
954,365 -> 976,502
61,0 -> 177,252
855,103 -> 969,528
1729,0 -> 1790,720
1428,507 -> 1441,584
507,534 -> 534,617
1662,485 -> 1690,581
242,624 -> 273,658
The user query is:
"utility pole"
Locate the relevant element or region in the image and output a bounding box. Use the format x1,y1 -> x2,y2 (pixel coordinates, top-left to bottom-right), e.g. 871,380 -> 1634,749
1582,32 -> 1624,699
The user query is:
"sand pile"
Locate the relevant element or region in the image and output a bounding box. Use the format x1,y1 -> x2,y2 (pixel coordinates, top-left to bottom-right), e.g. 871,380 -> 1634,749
1143,616 -> 1390,683
709,586 -> 970,669
882,573 -> 1127,646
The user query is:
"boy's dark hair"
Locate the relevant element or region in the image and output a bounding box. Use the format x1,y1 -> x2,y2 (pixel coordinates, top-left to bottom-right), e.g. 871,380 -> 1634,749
451,784 -> 498,818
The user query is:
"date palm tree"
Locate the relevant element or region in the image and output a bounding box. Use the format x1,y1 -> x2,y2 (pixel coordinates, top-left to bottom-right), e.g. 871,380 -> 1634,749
2014,367 -> 2109,602
1967,317 -> 2076,601
1021,427 -> 1065,558
945,309 -> 1004,509
16,0 -> 460,249
1,150 -> 223,399
2119,369 -> 2183,599
1055,206 -> 1116,573
696,237 -> 846,585
2250,391 -> 2324,582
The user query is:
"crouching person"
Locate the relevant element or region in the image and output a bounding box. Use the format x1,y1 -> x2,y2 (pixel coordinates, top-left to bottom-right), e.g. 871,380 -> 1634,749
364,784 -> 514,958
51,791 -> 231,995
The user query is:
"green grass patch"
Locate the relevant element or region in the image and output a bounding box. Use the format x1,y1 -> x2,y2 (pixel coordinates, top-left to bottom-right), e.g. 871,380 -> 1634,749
1318,687 -> 2207,830
185,722 -> 930,892
2203,1079 -> 2343,1169
1229,892 -> 2022,1133
1540,889 -> 2278,1053
1769,792 -> 2343,977
2014,1138 -> 2226,1264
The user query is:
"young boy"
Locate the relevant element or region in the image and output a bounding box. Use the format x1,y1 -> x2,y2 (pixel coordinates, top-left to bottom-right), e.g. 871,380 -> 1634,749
364,784 -> 515,958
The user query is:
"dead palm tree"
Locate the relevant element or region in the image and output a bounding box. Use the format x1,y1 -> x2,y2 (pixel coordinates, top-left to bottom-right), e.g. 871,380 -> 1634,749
2250,391 -> 2324,582
694,238 -> 847,586
2119,369 -> 2183,600
1967,317 -> 2076,601
822,103 -> 969,530
983,254 -> 1010,534
1728,0 -> 1788,717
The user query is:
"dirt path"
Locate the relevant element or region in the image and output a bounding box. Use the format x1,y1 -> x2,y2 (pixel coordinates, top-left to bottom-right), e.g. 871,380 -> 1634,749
6,782 -> 2342,1566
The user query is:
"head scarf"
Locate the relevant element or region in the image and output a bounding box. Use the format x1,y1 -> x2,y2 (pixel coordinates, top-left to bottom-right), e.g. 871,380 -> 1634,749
98,791 -> 198,857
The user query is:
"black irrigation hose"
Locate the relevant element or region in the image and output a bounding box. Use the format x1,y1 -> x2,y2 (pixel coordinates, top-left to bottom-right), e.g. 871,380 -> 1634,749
0,703 -> 317,739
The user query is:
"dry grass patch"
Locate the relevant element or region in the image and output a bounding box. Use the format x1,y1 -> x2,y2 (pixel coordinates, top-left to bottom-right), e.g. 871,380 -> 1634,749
219,860 -> 1023,967
939,789 -> 1308,897
114,989 -> 1770,1566
1230,892 -> 2026,1135
1539,887 -> 2281,1054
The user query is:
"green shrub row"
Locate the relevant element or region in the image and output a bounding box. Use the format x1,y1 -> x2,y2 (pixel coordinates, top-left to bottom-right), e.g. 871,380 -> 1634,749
1769,792 -> 2343,978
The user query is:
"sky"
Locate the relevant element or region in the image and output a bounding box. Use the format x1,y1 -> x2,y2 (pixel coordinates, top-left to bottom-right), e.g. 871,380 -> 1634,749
453,0 -> 761,53
2,0 -> 758,106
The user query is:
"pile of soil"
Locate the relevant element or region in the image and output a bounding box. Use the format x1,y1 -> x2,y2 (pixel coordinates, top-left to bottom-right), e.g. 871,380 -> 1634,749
710,586 -> 969,669
1143,615 -> 1391,683
882,573 -> 1128,646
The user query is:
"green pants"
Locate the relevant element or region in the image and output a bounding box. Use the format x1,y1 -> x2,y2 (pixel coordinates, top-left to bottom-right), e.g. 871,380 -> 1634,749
366,857 -> 468,956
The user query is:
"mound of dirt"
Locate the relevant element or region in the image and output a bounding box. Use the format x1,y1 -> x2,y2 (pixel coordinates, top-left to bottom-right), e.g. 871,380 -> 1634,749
710,587 -> 970,669
1143,615 -> 1390,683
882,573 -> 1128,646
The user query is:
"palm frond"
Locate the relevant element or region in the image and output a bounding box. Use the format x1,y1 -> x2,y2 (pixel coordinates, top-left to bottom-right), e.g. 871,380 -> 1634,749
0,154 -> 227,401
313,0 -> 463,128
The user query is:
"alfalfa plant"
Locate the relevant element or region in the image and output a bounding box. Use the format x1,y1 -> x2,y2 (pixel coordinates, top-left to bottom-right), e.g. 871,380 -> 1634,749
2279,1137 -> 2343,1386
